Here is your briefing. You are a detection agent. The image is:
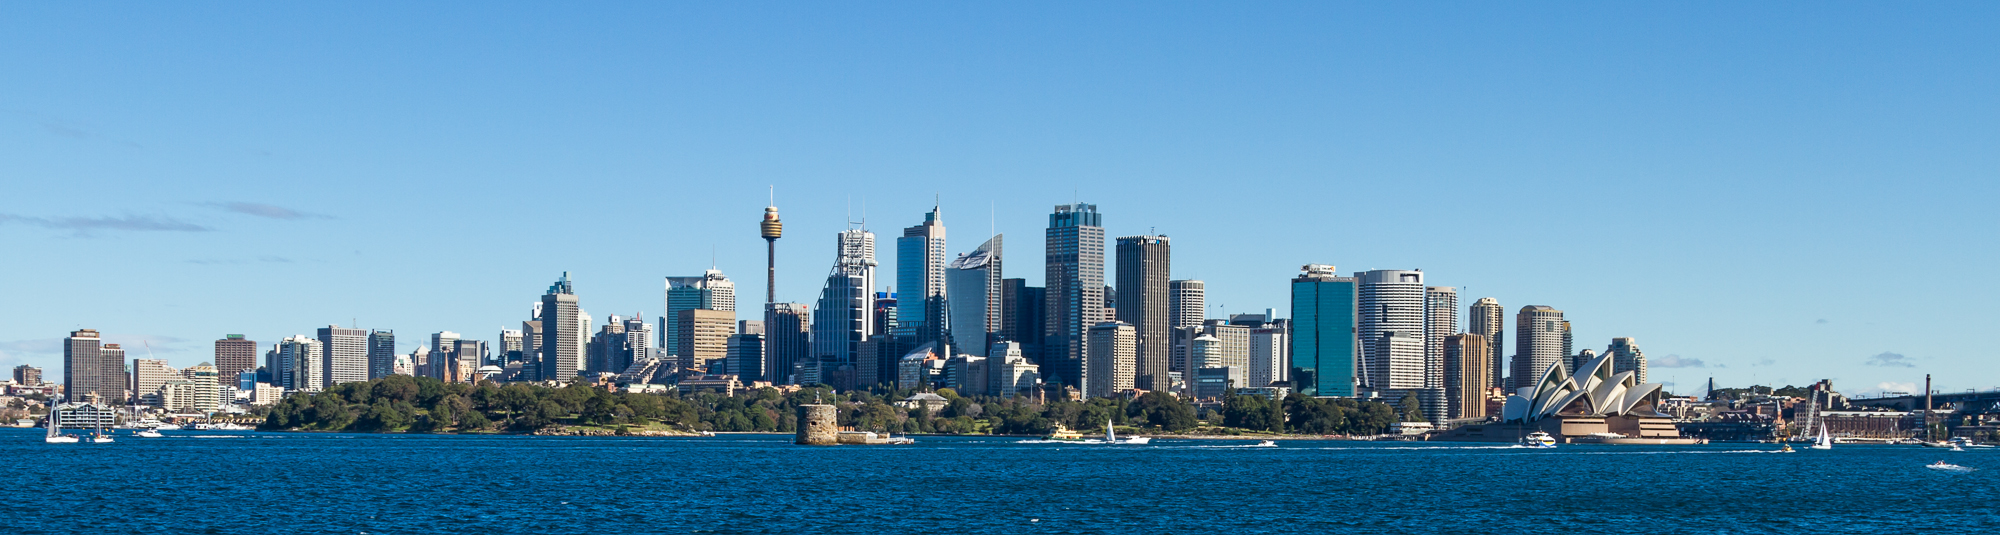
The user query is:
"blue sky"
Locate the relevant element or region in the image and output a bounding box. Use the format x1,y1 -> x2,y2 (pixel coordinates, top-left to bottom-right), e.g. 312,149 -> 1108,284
3,3 -> 1994,396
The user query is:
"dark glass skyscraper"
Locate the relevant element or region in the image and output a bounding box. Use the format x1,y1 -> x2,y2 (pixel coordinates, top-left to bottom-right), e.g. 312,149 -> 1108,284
1044,203 -> 1104,389
1115,235 -> 1171,392
1290,265 -> 1358,397
896,206 -> 946,346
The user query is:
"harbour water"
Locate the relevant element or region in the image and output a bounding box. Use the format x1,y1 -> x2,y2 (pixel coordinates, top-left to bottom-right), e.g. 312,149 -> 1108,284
7,428 -> 1994,533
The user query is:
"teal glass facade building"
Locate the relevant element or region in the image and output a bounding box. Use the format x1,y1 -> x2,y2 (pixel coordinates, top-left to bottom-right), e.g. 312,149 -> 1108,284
1290,265 -> 1357,397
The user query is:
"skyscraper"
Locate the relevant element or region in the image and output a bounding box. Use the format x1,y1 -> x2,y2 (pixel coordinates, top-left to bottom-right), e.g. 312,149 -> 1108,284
812,271 -> 870,376
678,309 -> 735,372
1290,265 -> 1358,397
214,334 -> 258,388
518,320 -> 542,381
131,358 -> 177,406
1356,270 -> 1426,391
365,331 -> 396,380
1085,321 -> 1136,398
1607,337 -> 1647,384
1044,203 -> 1105,389
318,325 -> 367,388
539,272 -> 582,382
12,365 -> 41,386
63,329 -> 124,404
998,279 -> 1044,365
1169,280 -> 1206,329
1512,305 -> 1566,390
896,206 -> 947,345
664,270 -> 735,357
1249,326 -> 1287,388
1115,235 -> 1171,392
946,235 -> 1002,357
1442,334 -> 1490,420
276,335 -> 322,392
1468,297 -> 1504,389
1424,286 -> 1458,390
764,303 -> 810,384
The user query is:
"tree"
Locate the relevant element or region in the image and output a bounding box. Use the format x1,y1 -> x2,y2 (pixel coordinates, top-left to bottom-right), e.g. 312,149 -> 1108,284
1397,392 -> 1425,423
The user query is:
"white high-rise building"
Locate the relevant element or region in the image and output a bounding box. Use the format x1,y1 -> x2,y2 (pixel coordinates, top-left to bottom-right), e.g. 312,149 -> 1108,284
1169,280 -> 1205,329
1249,327 -> 1287,387
1423,287 -> 1458,390
1607,337 -> 1647,384
318,326 -> 368,388
1356,269 -> 1426,391
1085,321 -> 1136,398
946,235 -> 1002,357
130,359 -> 178,407
276,335 -> 323,392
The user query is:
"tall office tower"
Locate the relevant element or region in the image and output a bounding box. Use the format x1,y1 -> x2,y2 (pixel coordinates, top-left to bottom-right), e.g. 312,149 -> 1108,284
182,362 -> 220,412
1568,349 -> 1596,381
677,309 -> 736,371
1044,203 -> 1105,389
131,359 -> 178,406
450,339 -> 486,382
664,270 -> 736,356
12,365 -> 42,386
1468,297 -> 1504,389
812,271 -> 870,375
277,335 -> 323,392
1511,305 -> 1567,390
1114,235 -> 1171,392
497,329 -> 524,366
896,206 -> 948,345
1424,287 -> 1458,390
1200,320 -> 1252,372
872,292 -> 898,338
726,332 -> 765,380
1442,334 -> 1490,420
214,334 -> 258,387
1249,327 -> 1288,387
1561,321 -> 1573,367
946,235 -> 1003,357
623,315 -> 653,366
998,279 -> 1045,365
1169,280 -> 1206,329
519,321 -> 542,380
763,303 -> 810,383
361,331 -> 394,380
857,334 -> 907,389
64,329 -> 123,404
1355,269 -> 1426,391
1085,321 -> 1136,398
588,318 -> 628,375
539,272 -> 582,382
1290,265 -> 1359,397
431,331 -> 461,358
1607,337 -> 1647,384
835,226 -> 878,326
317,325 -> 367,388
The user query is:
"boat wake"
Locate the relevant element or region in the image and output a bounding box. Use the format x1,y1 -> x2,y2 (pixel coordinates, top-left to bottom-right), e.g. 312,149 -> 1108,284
1015,439 -> 1106,445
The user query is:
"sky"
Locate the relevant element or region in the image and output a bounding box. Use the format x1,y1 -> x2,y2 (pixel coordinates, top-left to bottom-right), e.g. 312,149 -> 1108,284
2,3 -> 1995,397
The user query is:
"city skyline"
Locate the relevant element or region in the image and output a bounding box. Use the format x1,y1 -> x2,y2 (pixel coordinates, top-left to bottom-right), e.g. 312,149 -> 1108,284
4,4 -> 1997,396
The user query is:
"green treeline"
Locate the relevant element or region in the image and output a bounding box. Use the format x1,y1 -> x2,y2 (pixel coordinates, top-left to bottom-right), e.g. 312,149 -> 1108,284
260,375 -> 1407,436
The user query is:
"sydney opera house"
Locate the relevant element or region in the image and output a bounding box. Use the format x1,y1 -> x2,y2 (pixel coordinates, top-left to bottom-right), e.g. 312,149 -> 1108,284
1437,352 -> 1698,444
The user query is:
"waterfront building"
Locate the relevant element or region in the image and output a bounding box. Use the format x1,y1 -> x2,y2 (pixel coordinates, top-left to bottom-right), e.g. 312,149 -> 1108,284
993,341 -> 1040,398
1192,366 -> 1244,401
365,331 -> 396,380
896,206 -> 948,346
1356,269 -> 1426,391
214,335 -> 258,388
64,329 -> 126,404
1443,334 -> 1491,420
539,273 -> 582,382
1468,297 -> 1504,389
1608,337 -> 1647,384
1249,327 -> 1287,387
1114,235 -> 1171,392
664,269 -> 736,356
1424,287 -> 1457,390
1290,265 -> 1359,397
317,325 -> 367,388
998,279 -> 1044,366
1085,321 -> 1136,398
182,362 -> 220,413
1044,203 -> 1106,390
12,364 -> 41,386
764,303 -> 810,383
130,359 -> 177,407
1511,306 -> 1567,390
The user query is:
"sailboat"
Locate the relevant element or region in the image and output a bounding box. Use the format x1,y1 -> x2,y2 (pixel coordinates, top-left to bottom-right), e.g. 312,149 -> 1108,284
1809,422 -> 1832,450
44,414 -> 77,444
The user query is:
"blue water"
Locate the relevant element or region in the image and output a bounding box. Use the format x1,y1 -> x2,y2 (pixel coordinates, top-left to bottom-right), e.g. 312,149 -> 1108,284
7,427 -> 1995,533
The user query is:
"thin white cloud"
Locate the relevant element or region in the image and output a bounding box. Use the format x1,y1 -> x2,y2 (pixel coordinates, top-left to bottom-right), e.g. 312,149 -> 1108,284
1865,352 -> 1915,368
1652,354 -> 1705,368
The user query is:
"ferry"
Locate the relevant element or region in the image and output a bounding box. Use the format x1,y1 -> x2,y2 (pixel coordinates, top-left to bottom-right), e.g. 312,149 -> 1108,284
1520,431 -> 1557,449
1045,423 -> 1086,441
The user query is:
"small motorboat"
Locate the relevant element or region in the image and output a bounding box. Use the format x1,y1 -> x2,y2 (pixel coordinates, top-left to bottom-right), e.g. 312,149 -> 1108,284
136,430 -> 164,438
1928,461 -> 1974,472
1255,440 -> 1277,447
1778,444 -> 1795,453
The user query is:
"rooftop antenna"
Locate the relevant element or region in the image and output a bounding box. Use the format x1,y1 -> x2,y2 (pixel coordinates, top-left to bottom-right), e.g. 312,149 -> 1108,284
711,245 -> 716,270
